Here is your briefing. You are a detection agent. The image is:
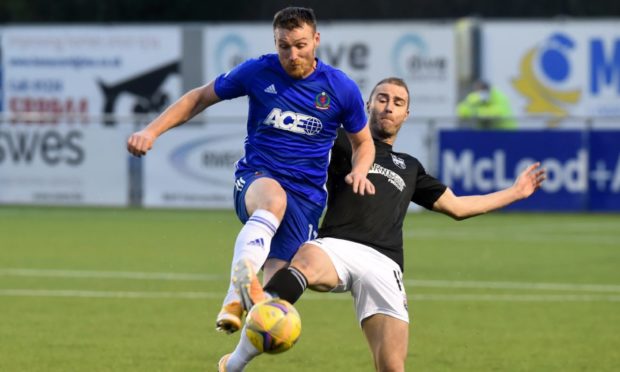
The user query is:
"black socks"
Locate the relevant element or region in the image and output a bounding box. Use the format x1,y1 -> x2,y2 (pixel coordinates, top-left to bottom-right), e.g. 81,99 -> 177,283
263,266 -> 308,304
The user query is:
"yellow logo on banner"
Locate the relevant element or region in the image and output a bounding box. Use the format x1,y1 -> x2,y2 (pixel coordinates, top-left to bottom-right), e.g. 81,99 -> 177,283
512,34 -> 581,125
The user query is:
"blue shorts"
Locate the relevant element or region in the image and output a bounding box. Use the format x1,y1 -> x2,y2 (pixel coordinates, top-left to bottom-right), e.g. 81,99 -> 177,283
233,169 -> 324,262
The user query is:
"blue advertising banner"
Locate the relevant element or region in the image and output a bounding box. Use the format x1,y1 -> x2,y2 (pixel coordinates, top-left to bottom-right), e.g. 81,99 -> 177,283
589,131 -> 620,211
439,130 -> 595,211
0,32 -> 3,113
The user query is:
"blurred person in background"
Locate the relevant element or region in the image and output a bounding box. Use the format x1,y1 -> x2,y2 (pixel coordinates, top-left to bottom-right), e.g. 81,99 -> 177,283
219,77 -> 546,372
457,80 -> 517,129
126,6 -> 375,335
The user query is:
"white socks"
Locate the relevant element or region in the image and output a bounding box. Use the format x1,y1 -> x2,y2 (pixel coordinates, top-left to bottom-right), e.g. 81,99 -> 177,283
220,209 -> 281,371
225,325 -> 261,371
222,209 -> 280,305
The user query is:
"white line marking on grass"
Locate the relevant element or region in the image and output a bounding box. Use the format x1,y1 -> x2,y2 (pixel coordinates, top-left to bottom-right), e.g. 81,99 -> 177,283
411,294 -> 620,302
405,279 -> 620,293
0,289 -> 220,299
404,230 -> 619,244
2,289 -> 620,302
3,268 -> 620,294
0,268 -> 223,281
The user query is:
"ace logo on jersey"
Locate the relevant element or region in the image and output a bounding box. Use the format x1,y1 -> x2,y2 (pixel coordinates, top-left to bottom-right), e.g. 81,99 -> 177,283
263,108 -> 323,136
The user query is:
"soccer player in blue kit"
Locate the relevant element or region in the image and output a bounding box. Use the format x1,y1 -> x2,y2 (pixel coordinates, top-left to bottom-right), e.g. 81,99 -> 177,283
126,7 -> 375,334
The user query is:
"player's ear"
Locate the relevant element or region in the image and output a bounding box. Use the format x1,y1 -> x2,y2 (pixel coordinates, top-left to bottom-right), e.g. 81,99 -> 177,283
314,31 -> 320,47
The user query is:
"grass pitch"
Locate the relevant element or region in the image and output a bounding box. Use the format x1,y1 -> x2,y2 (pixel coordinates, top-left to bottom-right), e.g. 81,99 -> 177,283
1,207 -> 619,371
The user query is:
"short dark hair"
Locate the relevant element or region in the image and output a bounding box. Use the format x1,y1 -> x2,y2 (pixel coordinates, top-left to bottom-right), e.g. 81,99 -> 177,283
273,7 -> 317,32
369,77 -> 410,107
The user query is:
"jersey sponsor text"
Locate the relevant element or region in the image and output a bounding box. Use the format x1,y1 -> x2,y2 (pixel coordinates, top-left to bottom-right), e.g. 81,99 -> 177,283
369,163 -> 406,191
263,108 -> 323,136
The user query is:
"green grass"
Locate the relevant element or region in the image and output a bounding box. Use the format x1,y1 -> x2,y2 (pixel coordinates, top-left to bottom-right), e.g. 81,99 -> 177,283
1,207 -> 619,371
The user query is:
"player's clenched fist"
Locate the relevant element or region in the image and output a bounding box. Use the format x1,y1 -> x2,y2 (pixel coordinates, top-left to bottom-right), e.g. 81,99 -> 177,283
127,130 -> 156,157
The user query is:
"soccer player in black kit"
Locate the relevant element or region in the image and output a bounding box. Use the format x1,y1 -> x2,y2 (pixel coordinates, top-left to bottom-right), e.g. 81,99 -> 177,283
219,78 -> 546,372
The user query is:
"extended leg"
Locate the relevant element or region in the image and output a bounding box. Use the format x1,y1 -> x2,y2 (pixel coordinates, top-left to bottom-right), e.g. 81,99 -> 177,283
362,314 -> 408,372
216,177 -> 286,334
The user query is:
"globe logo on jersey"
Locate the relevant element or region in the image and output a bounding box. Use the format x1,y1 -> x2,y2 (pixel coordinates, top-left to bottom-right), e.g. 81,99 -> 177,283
512,33 -> 581,119
263,108 -> 323,136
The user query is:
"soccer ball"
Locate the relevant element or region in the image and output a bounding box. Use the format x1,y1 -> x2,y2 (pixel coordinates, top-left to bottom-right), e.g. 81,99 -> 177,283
245,298 -> 302,354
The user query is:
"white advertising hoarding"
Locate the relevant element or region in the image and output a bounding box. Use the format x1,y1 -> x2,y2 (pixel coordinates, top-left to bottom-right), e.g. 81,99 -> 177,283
203,22 -> 456,118
203,25 -> 273,120
141,120 -> 440,211
0,123 -> 130,205
143,123 -> 245,208
0,27 -> 4,113
318,22 -> 456,117
482,21 -> 620,120
2,26 -> 182,124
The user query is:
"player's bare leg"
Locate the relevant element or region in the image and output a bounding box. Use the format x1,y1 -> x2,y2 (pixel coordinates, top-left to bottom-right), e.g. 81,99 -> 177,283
291,243 -> 340,292
362,314 -> 408,372
263,258 -> 288,283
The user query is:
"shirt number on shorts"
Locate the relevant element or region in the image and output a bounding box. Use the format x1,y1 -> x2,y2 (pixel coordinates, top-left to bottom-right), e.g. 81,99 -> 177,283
307,224 -> 318,241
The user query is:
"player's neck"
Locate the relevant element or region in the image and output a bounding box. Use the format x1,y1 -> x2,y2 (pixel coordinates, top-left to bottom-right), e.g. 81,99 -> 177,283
372,134 -> 395,146
301,59 -> 317,79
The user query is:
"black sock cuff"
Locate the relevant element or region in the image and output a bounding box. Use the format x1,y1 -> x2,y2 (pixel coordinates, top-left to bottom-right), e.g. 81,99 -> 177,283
263,267 -> 307,304
287,266 -> 308,290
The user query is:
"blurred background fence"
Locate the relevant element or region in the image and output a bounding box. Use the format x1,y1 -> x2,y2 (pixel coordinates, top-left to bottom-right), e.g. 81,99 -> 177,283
1,20 -> 619,211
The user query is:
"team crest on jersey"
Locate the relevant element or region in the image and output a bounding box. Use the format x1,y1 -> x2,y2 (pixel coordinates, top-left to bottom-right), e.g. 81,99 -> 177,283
314,92 -> 331,110
391,154 -> 406,169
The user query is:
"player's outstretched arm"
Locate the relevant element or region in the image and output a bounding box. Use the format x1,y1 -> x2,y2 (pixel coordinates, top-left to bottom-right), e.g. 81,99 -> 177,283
127,82 -> 221,157
432,162 -> 546,220
344,125 -> 376,195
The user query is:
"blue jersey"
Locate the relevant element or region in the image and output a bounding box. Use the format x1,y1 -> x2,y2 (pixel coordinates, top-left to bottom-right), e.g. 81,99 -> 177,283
214,54 -> 367,206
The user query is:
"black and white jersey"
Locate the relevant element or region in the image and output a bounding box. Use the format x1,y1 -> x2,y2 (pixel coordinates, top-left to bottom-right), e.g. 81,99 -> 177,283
318,129 -> 447,271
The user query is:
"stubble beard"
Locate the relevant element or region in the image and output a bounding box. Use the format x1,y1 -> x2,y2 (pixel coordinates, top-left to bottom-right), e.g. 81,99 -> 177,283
370,122 -> 391,141
370,116 -> 400,142
288,59 -> 314,79
287,64 -> 306,79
